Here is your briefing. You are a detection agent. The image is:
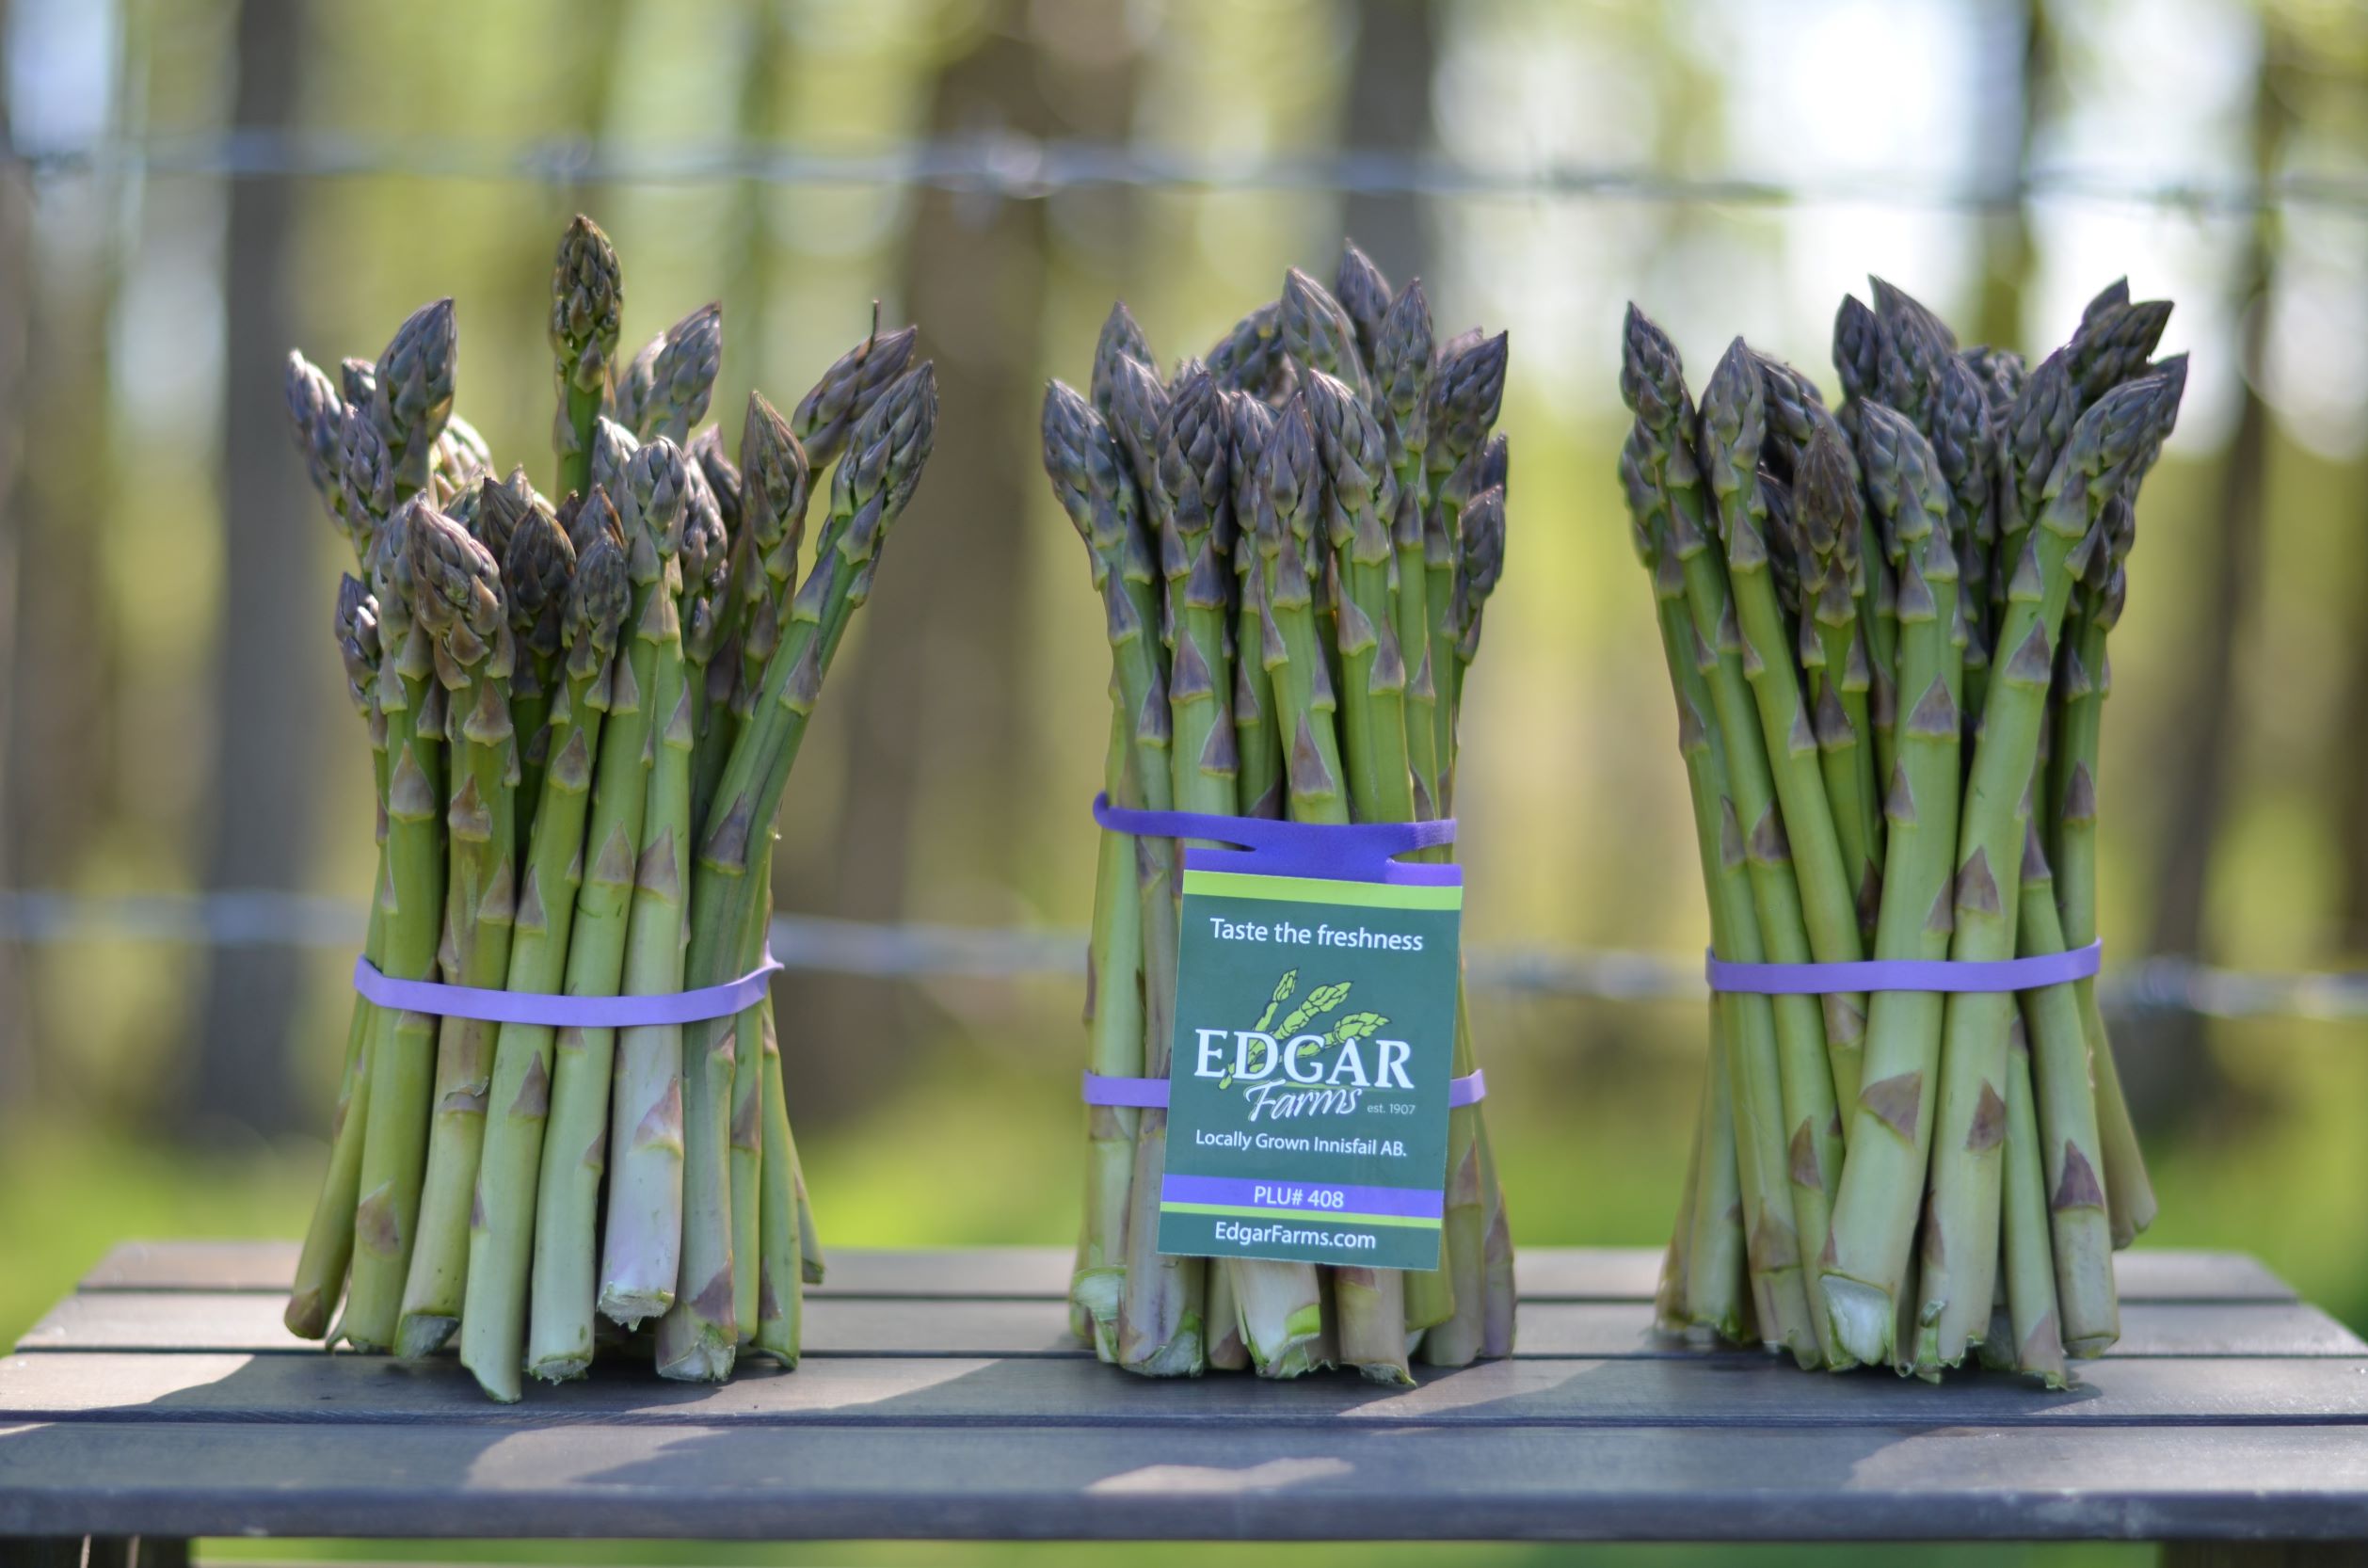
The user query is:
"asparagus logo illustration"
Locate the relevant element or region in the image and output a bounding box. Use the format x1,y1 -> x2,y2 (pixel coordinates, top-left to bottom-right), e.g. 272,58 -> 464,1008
1198,972 -> 1406,1097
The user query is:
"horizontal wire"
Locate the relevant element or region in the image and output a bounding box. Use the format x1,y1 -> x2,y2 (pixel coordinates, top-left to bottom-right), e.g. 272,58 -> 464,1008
3,889 -> 2364,1022
8,131 -> 2368,217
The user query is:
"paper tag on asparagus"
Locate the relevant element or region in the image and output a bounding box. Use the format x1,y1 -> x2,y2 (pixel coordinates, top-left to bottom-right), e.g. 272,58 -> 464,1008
1155,867 -> 1462,1272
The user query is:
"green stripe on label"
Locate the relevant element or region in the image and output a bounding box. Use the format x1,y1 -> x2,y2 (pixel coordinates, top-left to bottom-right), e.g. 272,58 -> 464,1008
1180,870 -> 1464,911
1160,1202 -> 1443,1230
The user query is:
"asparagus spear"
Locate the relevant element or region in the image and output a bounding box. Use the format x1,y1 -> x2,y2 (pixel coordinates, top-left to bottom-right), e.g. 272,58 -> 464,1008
795,320 -> 920,469
642,303 -> 723,446
1832,296 -> 1900,788
1816,402 -> 1964,1369
1916,370 -> 2182,1368
651,451 -> 746,1380
1042,378 -> 1204,1376
2014,823 -> 2118,1353
498,482 -> 574,837
1793,425 -> 1883,942
1333,240 -> 1391,371
1281,266 -> 1373,404
1207,300 -> 1291,403
371,299 -> 457,501
457,527 -> 628,1401
1303,367 -> 1421,1383
1228,394 -> 1285,821
339,495 -> 449,1352
551,216 -> 624,500
613,330 -> 663,439
2000,1016 -> 2069,1386
1371,283 -> 1440,818
721,398 -> 808,1344
285,579 -> 387,1338
284,353 -> 353,545
526,482 -> 658,1383
1422,331 -> 1508,804
393,502 -> 520,1361
1701,342 -> 1869,1119
1620,310 -> 1825,1366
1091,303 -> 1155,424
693,364 -> 940,1366
1929,355 -> 1997,722
600,436 -> 696,1330
1620,434 -> 1751,1340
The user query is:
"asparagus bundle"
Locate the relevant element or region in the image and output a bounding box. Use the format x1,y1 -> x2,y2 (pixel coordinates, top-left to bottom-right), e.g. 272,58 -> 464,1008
280,215 -> 937,1400
1621,280 -> 2184,1384
1041,243 -> 1516,1383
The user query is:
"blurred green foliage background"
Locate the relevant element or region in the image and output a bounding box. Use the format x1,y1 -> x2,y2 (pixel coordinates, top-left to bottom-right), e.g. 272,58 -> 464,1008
4,0 -> 2368,1561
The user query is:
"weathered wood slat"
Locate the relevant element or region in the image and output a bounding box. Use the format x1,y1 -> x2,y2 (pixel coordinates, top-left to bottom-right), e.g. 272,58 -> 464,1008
6,1418 -> 2368,1544
8,1349 -> 2368,1429
24,1290 -> 2362,1362
76,1241 -> 2304,1305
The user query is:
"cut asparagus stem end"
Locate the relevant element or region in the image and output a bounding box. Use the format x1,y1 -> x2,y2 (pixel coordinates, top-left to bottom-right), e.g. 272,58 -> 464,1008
392,1314 -> 457,1362
597,1287 -> 674,1329
1129,1320 -> 1206,1378
528,1351 -> 591,1384
1820,1276 -> 1896,1367
1071,1267 -> 1124,1337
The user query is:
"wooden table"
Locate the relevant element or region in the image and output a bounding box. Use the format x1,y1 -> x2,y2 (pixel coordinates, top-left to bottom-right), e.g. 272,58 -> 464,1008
3,1244 -> 2365,1565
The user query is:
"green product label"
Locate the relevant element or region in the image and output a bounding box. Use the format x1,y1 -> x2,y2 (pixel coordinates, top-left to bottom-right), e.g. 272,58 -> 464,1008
1155,867 -> 1463,1271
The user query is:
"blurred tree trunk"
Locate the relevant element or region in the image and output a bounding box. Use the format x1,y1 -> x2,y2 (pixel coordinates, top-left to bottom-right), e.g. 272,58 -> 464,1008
0,0 -> 31,1109
1972,0 -> 2048,350
782,2 -> 1134,1123
1340,0 -> 1434,288
192,0 -> 313,1137
2139,40 -> 2289,1121
5,45 -> 120,1115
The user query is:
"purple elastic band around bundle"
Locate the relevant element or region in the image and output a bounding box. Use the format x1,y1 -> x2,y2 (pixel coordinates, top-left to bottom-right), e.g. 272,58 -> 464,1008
1083,1068 -> 1488,1109
1705,940 -> 2104,996
1092,793 -> 1462,888
353,951 -> 784,1028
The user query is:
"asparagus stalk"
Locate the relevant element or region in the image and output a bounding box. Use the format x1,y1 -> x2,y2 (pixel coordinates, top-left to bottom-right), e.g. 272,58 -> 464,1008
551,216 -> 623,502
285,579 -> 387,1338
1999,1016 -> 2070,1386
458,527 -> 627,1401
1303,366 -> 1422,1382
526,480 -> 657,1383
1041,378 -> 1204,1376
340,495 -> 449,1352
394,502 -> 520,1361
600,436 -> 696,1329
1793,424 -> 1883,948
1832,296 -> 1900,790
495,480 -> 573,840
1701,341 -> 1868,1123
2014,824 -> 2119,1353
1621,312 -> 1829,1365
1421,333 -> 1508,807
692,364 -> 939,1356
723,397 -> 808,1343
1816,402 -> 1964,1368
1073,708 -> 1144,1359
1915,370 -> 2182,1368
749,884 -> 807,1363
652,450 -> 746,1381
1372,283 -> 1439,819
1228,395 -> 1285,822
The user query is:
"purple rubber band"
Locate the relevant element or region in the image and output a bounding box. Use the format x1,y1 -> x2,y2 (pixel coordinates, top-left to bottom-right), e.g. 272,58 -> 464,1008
1083,1068 -> 1488,1108
1705,940 -> 2104,995
1092,793 -> 1462,888
353,950 -> 784,1028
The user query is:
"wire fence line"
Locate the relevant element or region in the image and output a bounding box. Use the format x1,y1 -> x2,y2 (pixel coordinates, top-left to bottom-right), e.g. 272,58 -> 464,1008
5,889 -> 2366,1022
9,131 -> 2368,218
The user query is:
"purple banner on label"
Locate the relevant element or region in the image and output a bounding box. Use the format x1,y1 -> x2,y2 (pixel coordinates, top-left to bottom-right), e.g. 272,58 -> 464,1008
1160,1172 -> 1445,1221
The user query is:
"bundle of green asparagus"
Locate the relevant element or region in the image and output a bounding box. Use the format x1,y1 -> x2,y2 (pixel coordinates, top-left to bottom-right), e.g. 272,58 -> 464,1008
280,216 -> 937,1400
1620,279 -> 2183,1384
1041,244 -> 1516,1383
